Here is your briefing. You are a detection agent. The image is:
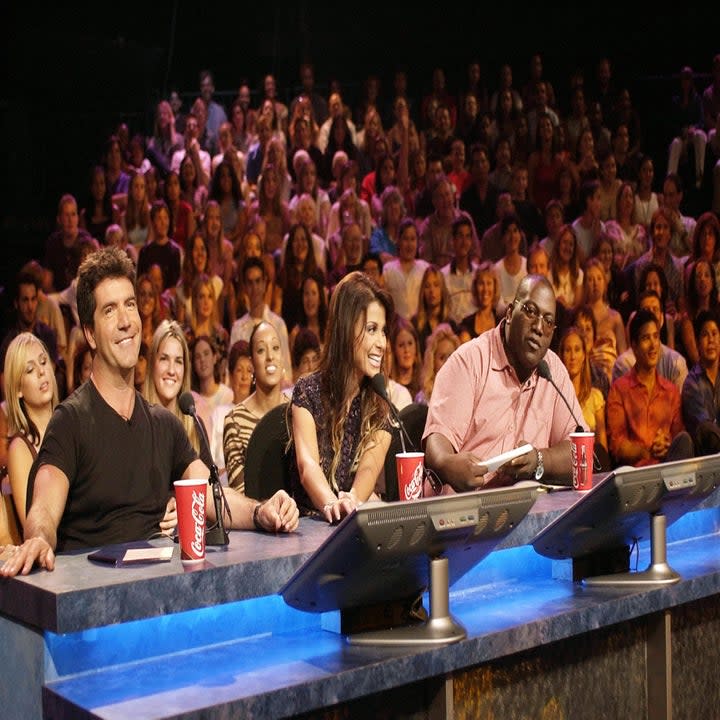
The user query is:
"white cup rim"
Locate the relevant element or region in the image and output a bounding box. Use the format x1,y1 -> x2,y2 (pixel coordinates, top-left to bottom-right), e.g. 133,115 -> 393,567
173,479 -> 208,487
396,452 -> 425,458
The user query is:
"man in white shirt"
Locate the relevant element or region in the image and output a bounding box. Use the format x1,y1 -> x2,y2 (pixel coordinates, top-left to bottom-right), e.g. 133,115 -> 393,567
170,114 -> 211,187
663,173 -> 697,260
441,217 -> 479,324
316,92 -> 357,154
612,290 -> 688,393
229,257 -> 292,386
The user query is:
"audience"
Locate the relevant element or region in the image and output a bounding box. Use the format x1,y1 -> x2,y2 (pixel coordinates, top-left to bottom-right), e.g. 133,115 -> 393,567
7,52 -> 720,549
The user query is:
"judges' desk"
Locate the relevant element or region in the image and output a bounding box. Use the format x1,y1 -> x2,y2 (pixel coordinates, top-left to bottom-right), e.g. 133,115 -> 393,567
2,484 -> 720,720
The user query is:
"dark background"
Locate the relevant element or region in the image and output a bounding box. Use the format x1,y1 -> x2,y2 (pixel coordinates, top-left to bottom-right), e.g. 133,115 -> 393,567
2,3 -> 718,287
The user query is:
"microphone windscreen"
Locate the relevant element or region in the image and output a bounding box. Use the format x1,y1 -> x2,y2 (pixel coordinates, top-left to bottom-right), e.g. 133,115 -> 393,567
369,373 -> 389,401
536,359 -> 552,381
178,391 -> 196,416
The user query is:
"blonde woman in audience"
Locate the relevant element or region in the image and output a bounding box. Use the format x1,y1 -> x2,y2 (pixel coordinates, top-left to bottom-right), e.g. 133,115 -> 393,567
582,257 -> 627,376
144,319 -> 206,463
559,325 -> 608,452
325,161 -> 373,241
549,223 -> 583,311
605,181 -> 648,269
175,231 -> 223,326
185,273 -> 230,378
147,99 -> 183,169
415,323 -> 460,404
105,223 -> 138,266
261,137 -> 292,203
458,262 -> 500,343
120,169 -> 151,253
390,316 -> 423,401
289,156 -> 331,238
247,164 -> 291,255
412,264 -> 457,353
3,334 -> 59,531
223,320 -> 288,492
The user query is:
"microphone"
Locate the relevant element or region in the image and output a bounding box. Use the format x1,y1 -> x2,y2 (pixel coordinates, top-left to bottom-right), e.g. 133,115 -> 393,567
369,374 -> 414,454
536,360 -> 602,471
178,390 -> 196,416
178,391 -> 230,546
536,361 -> 584,433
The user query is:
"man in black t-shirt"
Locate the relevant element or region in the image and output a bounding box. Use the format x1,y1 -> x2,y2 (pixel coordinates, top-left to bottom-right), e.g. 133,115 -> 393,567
1,247 -> 299,577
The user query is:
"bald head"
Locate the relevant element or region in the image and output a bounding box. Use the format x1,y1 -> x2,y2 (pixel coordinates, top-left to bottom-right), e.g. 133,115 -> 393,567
515,274 -> 555,306
504,274 -> 557,382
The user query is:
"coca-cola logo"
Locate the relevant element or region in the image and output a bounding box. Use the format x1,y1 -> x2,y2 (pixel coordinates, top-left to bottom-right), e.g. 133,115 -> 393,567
403,462 -> 424,500
190,490 -> 205,556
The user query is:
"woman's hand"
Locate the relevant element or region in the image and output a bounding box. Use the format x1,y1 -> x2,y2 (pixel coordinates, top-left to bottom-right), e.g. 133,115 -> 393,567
322,491 -> 359,524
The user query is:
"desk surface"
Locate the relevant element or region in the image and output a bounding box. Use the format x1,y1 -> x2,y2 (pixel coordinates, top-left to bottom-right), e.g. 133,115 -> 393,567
0,490 -> 578,634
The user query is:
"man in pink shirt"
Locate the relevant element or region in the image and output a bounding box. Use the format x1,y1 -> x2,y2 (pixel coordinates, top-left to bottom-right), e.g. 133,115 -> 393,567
424,274 -> 583,489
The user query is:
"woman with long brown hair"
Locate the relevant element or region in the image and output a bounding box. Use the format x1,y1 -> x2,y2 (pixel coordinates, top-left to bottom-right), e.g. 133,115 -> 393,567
289,271 -> 393,523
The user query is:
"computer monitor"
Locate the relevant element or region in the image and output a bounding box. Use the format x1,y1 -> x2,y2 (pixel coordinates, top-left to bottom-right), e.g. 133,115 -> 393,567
532,454 -> 720,587
280,485 -> 538,646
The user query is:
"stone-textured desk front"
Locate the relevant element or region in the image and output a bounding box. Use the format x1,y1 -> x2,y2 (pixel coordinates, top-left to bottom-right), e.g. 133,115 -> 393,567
3,488 -> 720,720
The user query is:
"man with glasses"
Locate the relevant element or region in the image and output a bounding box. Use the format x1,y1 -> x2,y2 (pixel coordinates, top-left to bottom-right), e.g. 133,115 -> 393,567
423,274 -> 583,490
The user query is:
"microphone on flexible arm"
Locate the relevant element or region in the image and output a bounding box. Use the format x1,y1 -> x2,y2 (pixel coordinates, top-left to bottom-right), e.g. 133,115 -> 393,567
536,360 -> 602,471
369,373 -> 414,454
179,391 -> 230,546
536,360 -> 584,433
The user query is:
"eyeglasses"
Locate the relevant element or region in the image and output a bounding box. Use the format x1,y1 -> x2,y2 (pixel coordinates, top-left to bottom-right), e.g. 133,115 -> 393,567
515,301 -> 555,331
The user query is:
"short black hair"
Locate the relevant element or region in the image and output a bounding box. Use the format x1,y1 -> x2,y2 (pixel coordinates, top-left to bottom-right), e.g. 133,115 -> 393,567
77,246 -> 136,330
242,256 -> 267,282
15,270 -> 39,297
292,327 -> 321,368
694,309 -> 720,341
361,251 -> 383,274
629,308 -> 659,345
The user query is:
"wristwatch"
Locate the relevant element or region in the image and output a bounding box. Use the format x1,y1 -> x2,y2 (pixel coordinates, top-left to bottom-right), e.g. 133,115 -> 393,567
534,449 -> 545,481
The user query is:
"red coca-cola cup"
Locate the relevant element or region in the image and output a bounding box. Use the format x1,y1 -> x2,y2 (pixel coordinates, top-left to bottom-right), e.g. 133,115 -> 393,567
174,479 -> 207,563
396,452 -> 425,501
570,432 -> 595,491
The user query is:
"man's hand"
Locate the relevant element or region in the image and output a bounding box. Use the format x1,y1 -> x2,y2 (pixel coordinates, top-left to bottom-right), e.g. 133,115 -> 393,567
159,496 -> 177,536
0,537 -> 56,577
436,451 -> 489,492
651,429 -> 671,460
425,433 -> 488,492
499,445 -> 538,481
256,490 -> 299,532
